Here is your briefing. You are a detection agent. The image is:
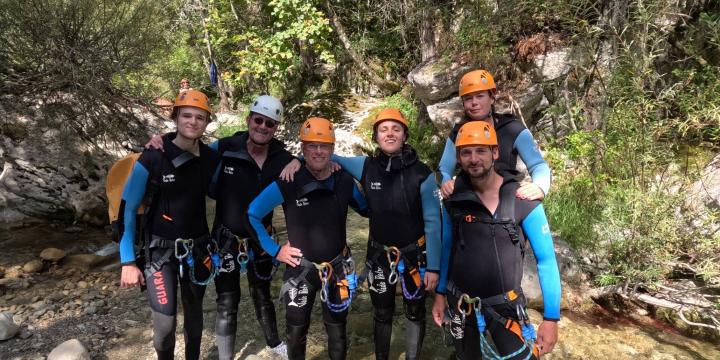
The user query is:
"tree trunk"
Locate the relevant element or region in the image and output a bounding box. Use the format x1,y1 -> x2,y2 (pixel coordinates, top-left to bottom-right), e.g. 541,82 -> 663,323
324,0 -> 400,94
419,5 -> 437,61
200,16 -> 231,111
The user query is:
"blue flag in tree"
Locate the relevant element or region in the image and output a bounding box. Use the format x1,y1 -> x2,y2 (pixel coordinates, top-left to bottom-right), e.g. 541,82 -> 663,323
210,62 -> 218,87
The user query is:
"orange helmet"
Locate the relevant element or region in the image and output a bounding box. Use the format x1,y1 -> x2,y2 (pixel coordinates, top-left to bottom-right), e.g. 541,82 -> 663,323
459,70 -> 496,97
172,89 -> 211,119
299,117 -> 335,144
373,108 -> 409,129
455,121 -> 497,148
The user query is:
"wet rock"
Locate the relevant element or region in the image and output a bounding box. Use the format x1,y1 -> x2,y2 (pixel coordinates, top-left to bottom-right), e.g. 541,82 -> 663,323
0,312 -> 20,340
63,226 -> 83,233
40,248 -> 67,262
63,254 -> 110,270
407,58 -> 474,105
23,259 -> 44,273
5,265 -> 24,279
47,339 -> 91,360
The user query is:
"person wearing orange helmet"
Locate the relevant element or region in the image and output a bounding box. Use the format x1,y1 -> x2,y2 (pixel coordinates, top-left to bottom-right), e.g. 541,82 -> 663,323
246,117 -> 368,360
432,122 -> 561,359
118,89 -> 221,360
438,69 -> 551,201
144,94 -> 293,359
281,107 -> 441,360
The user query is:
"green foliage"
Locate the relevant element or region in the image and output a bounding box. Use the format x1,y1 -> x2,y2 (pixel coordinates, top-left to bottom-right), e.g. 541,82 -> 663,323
543,2 -> 720,290
206,0 -> 334,93
216,121 -> 248,138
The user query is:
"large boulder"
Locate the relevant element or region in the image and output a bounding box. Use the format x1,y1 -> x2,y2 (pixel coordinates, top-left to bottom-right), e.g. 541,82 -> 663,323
40,248 -> 67,262
686,155 -> 720,236
407,58 -> 474,105
426,97 -> 465,134
522,238 -> 586,310
533,48 -> 572,81
47,339 -> 91,360
506,83 -> 549,123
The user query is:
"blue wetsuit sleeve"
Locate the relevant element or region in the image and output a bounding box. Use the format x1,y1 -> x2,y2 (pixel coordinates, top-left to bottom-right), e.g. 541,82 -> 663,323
119,162 -> 149,264
514,129 -> 551,195
436,206 -> 454,294
522,204 -> 561,320
209,140 -> 219,151
246,182 -> 285,257
438,138 -> 457,183
420,174 -> 442,271
350,181 -> 368,216
331,154 -> 367,181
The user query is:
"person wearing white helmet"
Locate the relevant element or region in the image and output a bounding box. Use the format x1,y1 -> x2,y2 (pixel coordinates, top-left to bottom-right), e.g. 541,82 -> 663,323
145,94 -> 293,359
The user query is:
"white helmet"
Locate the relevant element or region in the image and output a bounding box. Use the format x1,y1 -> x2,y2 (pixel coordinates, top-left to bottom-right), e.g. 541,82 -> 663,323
249,95 -> 283,122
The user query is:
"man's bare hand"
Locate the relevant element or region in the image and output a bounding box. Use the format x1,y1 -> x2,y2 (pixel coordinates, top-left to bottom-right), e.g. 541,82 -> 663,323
536,320 -> 559,355
145,134 -> 164,151
440,179 -> 455,199
120,265 -> 145,288
276,243 -> 303,267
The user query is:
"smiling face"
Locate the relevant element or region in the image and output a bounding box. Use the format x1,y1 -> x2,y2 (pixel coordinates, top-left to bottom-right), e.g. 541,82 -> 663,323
246,112 -> 279,145
461,90 -> 495,120
375,120 -> 407,155
174,107 -> 209,140
457,144 -> 498,180
302,141 -> 334,172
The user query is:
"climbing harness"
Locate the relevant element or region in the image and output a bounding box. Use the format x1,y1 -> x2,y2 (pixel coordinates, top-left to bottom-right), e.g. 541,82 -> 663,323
449,281 -> 536,360
215,224 -> 279,279
280,248 -> 357,313
360,236 -> 427,300
174,237 -> 221,286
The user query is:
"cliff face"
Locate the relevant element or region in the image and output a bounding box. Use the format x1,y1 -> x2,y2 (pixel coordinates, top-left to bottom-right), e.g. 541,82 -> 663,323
0,94 -> 164,228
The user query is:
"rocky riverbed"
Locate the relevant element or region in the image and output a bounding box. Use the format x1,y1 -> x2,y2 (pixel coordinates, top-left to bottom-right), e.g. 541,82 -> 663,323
1,210 -> 719,360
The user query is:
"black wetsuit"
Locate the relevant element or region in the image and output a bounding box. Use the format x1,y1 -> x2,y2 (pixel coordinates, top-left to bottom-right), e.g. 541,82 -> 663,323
358,147 -> 438,360
209,132 -> 294,359
120,133 -> 220,360
247,167 -> 367,360
439,172 -> 561,360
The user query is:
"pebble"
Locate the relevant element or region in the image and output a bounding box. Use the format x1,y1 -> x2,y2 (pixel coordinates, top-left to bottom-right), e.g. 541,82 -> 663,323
0,312 -> 20,340
84,304 -> 97,315
78,281 -> 88,289
40,247 -> 67,262
31,300 -> 46,310
23,260 -> 44,273
47,339 -> 91,360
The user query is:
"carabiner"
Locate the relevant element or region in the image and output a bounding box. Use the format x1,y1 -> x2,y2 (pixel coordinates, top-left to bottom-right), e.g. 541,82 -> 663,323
174,238 -> 192,260
386,246 -> 401,285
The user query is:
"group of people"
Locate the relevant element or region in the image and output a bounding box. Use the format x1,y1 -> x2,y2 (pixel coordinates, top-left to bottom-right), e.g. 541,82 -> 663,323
117,69 -> 562,360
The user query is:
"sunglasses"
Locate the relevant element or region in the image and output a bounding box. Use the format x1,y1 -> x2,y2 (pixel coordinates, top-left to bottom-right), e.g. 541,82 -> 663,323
253,117 -> 277,128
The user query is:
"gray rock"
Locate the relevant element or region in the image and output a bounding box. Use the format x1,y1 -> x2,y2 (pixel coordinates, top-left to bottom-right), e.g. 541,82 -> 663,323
0,312 -> 20,340
83,304 -> 97,315
533,48 -> 572,81
408,58 -> 474,105
47,339 -> 91,360
4,265 -> 24,279
522,238 -> 581,309
426,97 -> 465,133
63,254 -> 110,270
40,248 -> 66,262
506,83 -> 549,123
23,259 -> 44,273
77,280 -> 88,289
63,226 -> 83,233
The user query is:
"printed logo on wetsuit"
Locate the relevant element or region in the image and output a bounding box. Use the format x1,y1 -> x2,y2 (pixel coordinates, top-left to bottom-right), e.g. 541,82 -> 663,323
223,166 -> 234,175
153,272 -> 168,305
288,283 -> 309,308
450,313 -> 465,339
370,182 -> 382,190
162,174 -> 175,183
295,197 -> 310,207
368,267 -> 387,294
542,223 -> 550,234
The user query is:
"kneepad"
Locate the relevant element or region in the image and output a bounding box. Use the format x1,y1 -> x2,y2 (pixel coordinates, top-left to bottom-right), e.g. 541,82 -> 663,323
403,300 -> 426,322
374,306 -> 394,323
